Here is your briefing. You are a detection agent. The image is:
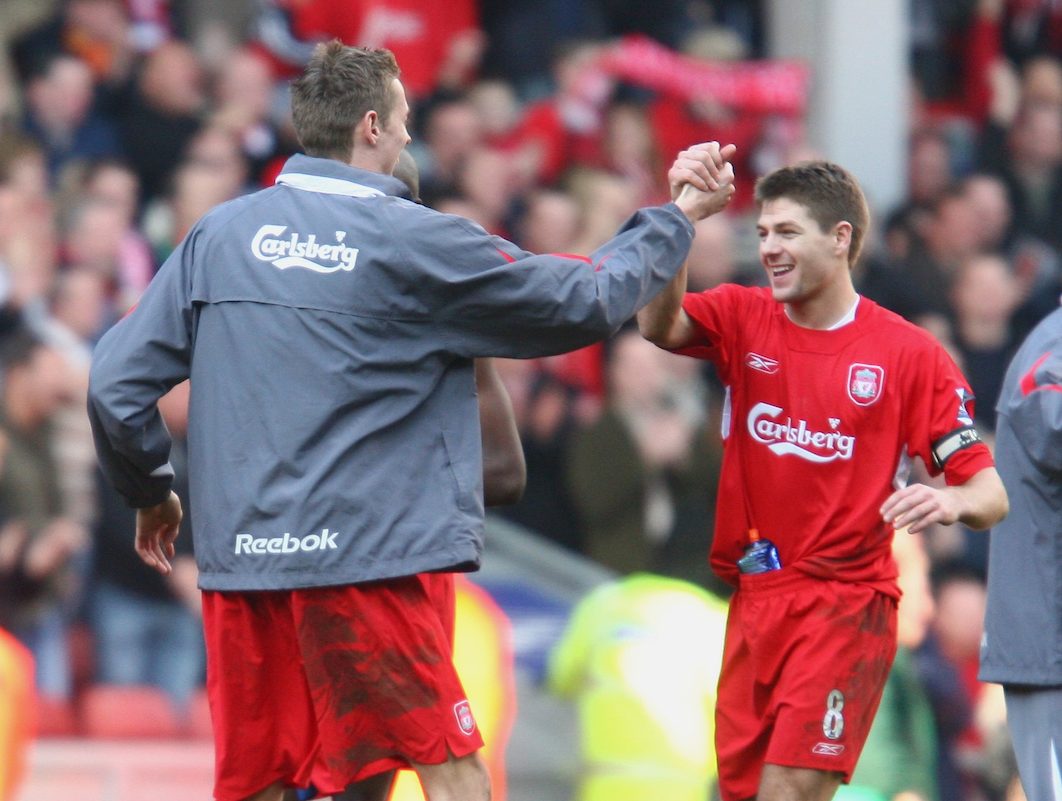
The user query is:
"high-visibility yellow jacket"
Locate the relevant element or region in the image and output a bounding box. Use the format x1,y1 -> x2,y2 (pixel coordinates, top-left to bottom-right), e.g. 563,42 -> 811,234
547,574 -> 729,801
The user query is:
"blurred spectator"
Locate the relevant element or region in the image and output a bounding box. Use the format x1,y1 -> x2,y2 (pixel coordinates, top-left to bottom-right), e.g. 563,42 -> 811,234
142,154 -> 244,264
566,329 -> 717,580
116,39 -> 205,205
686,214 -> 741,292
42,267 -> 109,357
453,146 -> 518,236
209,46 -> 286,184
58,158 -> 155,308
548,573 -> 729,801
977,61 -> 1062,253
19,52 -> 121,182
594,99 -> 665,204
997,0 -> 1062,67
494,41 -> 613,186
566,167 -> 643,255
922,562 -> 992,801
412,93 -> 484,203
649,25 -> 768,213
469,79 -> 521,146
479,0 -> 698,96
965,173 -> 1014,253
910,0 -> 1002,129
477,3 -> 600,97
60,198 -> 148,315
88,380 -> 203,711
494,368 -> 584,554
183,124 -> 253,199
11,0 -> 137,98
1019,52 -> 1062,108
34,267 -> 108,536
512,188 -> 582,255
124,0 -> 177,53
252,0 -> 484,100
864,185 -> 982,322
996,100 -> 1062,252
0,135 -> 59,317
842,532 -> 941,801
950,253 -> 1022,431
908,128 -> 958,208
0,327 -> 85,701
0,0 -> 61,122
961,172 -> 1061,339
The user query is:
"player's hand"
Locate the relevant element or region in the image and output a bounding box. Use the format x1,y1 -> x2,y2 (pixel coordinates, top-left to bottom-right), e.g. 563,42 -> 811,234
135,491 -> 183,575
668,142 -> 737,199
674,160 -> 736,222
880,483 -> 963,535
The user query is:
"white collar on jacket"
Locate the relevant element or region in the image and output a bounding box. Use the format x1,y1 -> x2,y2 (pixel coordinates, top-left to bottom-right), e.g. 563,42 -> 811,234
276,172 -> 385,198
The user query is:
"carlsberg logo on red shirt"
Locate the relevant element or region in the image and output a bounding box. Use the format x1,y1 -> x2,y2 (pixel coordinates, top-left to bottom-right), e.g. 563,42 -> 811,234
748,402 -> 855,462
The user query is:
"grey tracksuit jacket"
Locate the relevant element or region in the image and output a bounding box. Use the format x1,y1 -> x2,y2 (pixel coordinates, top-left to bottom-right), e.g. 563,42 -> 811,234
979,307 -> 1062,685
88,154 -> 695,591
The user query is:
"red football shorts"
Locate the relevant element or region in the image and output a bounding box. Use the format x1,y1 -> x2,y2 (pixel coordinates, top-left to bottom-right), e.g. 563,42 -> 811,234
201,573 -> 481,801
715,568 -> 898,801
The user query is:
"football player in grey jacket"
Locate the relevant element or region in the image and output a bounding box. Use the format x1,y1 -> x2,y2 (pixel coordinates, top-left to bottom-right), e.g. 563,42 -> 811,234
88,41 -> 736,801
979,300 -> 1062,801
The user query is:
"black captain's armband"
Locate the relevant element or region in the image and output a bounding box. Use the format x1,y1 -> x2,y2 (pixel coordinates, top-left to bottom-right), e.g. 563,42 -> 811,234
931,425 -> 982,470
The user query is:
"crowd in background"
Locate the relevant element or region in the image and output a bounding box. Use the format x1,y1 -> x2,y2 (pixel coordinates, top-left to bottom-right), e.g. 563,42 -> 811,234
0,1 -> 1060,801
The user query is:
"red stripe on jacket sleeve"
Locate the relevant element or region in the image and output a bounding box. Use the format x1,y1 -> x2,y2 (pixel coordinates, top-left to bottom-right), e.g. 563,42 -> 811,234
1020,352 -> 1062,396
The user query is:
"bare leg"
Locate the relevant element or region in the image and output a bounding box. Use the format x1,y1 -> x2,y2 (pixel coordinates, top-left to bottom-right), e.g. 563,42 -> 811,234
333,770 -> 397,801
412,751 -> 490,801
757,765 -> 843,801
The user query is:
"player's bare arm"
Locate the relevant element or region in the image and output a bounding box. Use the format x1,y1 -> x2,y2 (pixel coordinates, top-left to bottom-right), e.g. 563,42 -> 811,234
637,259 -> 697,349
880,466 -> 1009,535
476,358 -> 526,507
639,143 -> 736,350
135,490 -> 182,575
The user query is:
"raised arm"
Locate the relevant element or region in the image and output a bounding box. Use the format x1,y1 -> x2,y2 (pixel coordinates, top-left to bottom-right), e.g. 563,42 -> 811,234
638,144 -> 736,350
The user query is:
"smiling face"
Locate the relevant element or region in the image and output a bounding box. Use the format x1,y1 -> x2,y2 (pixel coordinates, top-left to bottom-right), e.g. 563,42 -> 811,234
756,196 -> 854,319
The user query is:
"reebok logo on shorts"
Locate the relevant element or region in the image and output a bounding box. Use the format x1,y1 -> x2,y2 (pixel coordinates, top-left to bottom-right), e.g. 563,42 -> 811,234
454,700 -> 476,735
234,528 -> 339,555
812,743 -> 846,756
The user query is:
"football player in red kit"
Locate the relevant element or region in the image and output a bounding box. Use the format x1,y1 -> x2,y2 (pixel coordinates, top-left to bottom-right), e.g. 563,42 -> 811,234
638,153 -> 1008,801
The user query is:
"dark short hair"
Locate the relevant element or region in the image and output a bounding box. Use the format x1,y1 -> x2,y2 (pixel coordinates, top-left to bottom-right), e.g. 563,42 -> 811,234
755,161 -> 870,268
0,325 -> 45,371
290,41 -> 400,161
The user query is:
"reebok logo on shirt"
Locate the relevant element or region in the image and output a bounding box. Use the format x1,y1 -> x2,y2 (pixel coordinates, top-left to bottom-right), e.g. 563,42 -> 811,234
812,742 -> 845,756
234,528 -> 340,555
746,352 -> 780,374
251,224 -> 359,273
748,402 -> 855,463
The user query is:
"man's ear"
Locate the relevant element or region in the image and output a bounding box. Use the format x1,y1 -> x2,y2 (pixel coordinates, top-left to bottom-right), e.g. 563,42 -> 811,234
834,221 -> 853,255
358,110 -> 380,143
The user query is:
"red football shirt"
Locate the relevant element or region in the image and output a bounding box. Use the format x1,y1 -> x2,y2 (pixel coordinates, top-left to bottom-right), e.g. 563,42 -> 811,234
678,286 -> 994,593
